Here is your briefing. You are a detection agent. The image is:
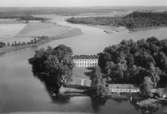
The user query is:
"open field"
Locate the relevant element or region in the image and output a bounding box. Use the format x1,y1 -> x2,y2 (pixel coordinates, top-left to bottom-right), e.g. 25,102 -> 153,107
16,22 -> 82,39
0,21 -> 82,43
0,22 -> 82,55
0,24 -> 26,39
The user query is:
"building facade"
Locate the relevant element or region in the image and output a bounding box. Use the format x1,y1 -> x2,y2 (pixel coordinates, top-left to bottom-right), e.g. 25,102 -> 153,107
108,84 -> 140,93
73,55 -> 98,68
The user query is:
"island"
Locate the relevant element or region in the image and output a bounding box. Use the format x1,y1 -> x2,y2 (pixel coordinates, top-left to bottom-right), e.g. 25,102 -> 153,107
67,11 -> 167,31
28,36 -> 167,113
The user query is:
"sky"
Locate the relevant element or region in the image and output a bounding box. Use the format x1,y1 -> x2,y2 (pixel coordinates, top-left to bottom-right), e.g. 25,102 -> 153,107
0,0 -> 166,7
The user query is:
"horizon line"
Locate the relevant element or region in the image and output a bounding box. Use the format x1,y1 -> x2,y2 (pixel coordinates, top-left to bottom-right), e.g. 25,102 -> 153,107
0,5 -> 166,8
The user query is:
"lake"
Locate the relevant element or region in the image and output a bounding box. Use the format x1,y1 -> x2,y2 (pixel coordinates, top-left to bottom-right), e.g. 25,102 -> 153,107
0,14 -> 167,114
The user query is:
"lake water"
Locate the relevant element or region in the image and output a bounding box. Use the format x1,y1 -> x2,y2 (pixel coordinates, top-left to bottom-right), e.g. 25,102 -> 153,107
0,15 -> 167,114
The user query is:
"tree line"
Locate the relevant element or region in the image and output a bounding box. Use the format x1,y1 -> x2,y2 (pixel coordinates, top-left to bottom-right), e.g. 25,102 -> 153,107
98,37 -> 167,97
0,36 -> 49,48
67,11 -> 167,30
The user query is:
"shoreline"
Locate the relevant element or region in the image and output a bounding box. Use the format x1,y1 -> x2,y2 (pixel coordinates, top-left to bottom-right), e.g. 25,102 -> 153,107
67,20 -> 167,34
65,21 -> 127,33
66,11 -> 167,33
0,23 -> 82,55
11,112 -> 93,114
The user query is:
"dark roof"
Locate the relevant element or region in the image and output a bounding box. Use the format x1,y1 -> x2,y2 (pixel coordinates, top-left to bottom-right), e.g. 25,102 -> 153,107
72,55 -> 98,59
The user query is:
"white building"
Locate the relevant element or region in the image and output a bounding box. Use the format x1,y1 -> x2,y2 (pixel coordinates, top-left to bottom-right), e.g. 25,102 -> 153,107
108,84 -> 140,93
73,55 -> 98,68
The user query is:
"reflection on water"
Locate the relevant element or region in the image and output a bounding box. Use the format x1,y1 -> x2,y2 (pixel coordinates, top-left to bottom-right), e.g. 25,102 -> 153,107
32,68 -> 166,114
90,96 -> 107,112
31,71 -> 71,104
131,102 -> 160,114
90,95 -> 163,114
45,86 -> 71,104
129,97 -> 162,114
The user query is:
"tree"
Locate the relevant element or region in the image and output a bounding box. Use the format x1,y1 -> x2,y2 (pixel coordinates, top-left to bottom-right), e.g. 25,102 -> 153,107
85,66 -> 108,98
98,37 -> 167,90
140,76 -> 154,97
91,66 -> 108,97
29,45 -> 74,95
86,66 -> 108,111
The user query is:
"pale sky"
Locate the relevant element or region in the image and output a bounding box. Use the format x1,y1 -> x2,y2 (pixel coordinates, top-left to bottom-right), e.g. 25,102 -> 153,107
0,0 -> 166,7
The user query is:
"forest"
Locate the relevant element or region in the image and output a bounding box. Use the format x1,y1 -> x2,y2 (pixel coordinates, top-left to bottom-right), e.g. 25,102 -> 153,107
67,11 -> 167,30
97,37 -> 167,97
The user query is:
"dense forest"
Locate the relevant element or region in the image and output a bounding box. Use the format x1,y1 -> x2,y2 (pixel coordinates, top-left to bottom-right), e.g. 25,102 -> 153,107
97,37 -> 167,97
29,45 -> 74,96
67,11 -> 167,30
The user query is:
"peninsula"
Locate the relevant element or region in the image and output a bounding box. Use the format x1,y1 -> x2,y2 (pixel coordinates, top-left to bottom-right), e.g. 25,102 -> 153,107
67,11 -> 167,31
0,22 -> 82,55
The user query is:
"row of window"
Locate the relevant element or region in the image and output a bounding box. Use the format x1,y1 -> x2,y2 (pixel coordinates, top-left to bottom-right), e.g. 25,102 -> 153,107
74,61 -> 98,63
74,59 -> 98,67
75,63 -> 97,67
109,88 -> 140,93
